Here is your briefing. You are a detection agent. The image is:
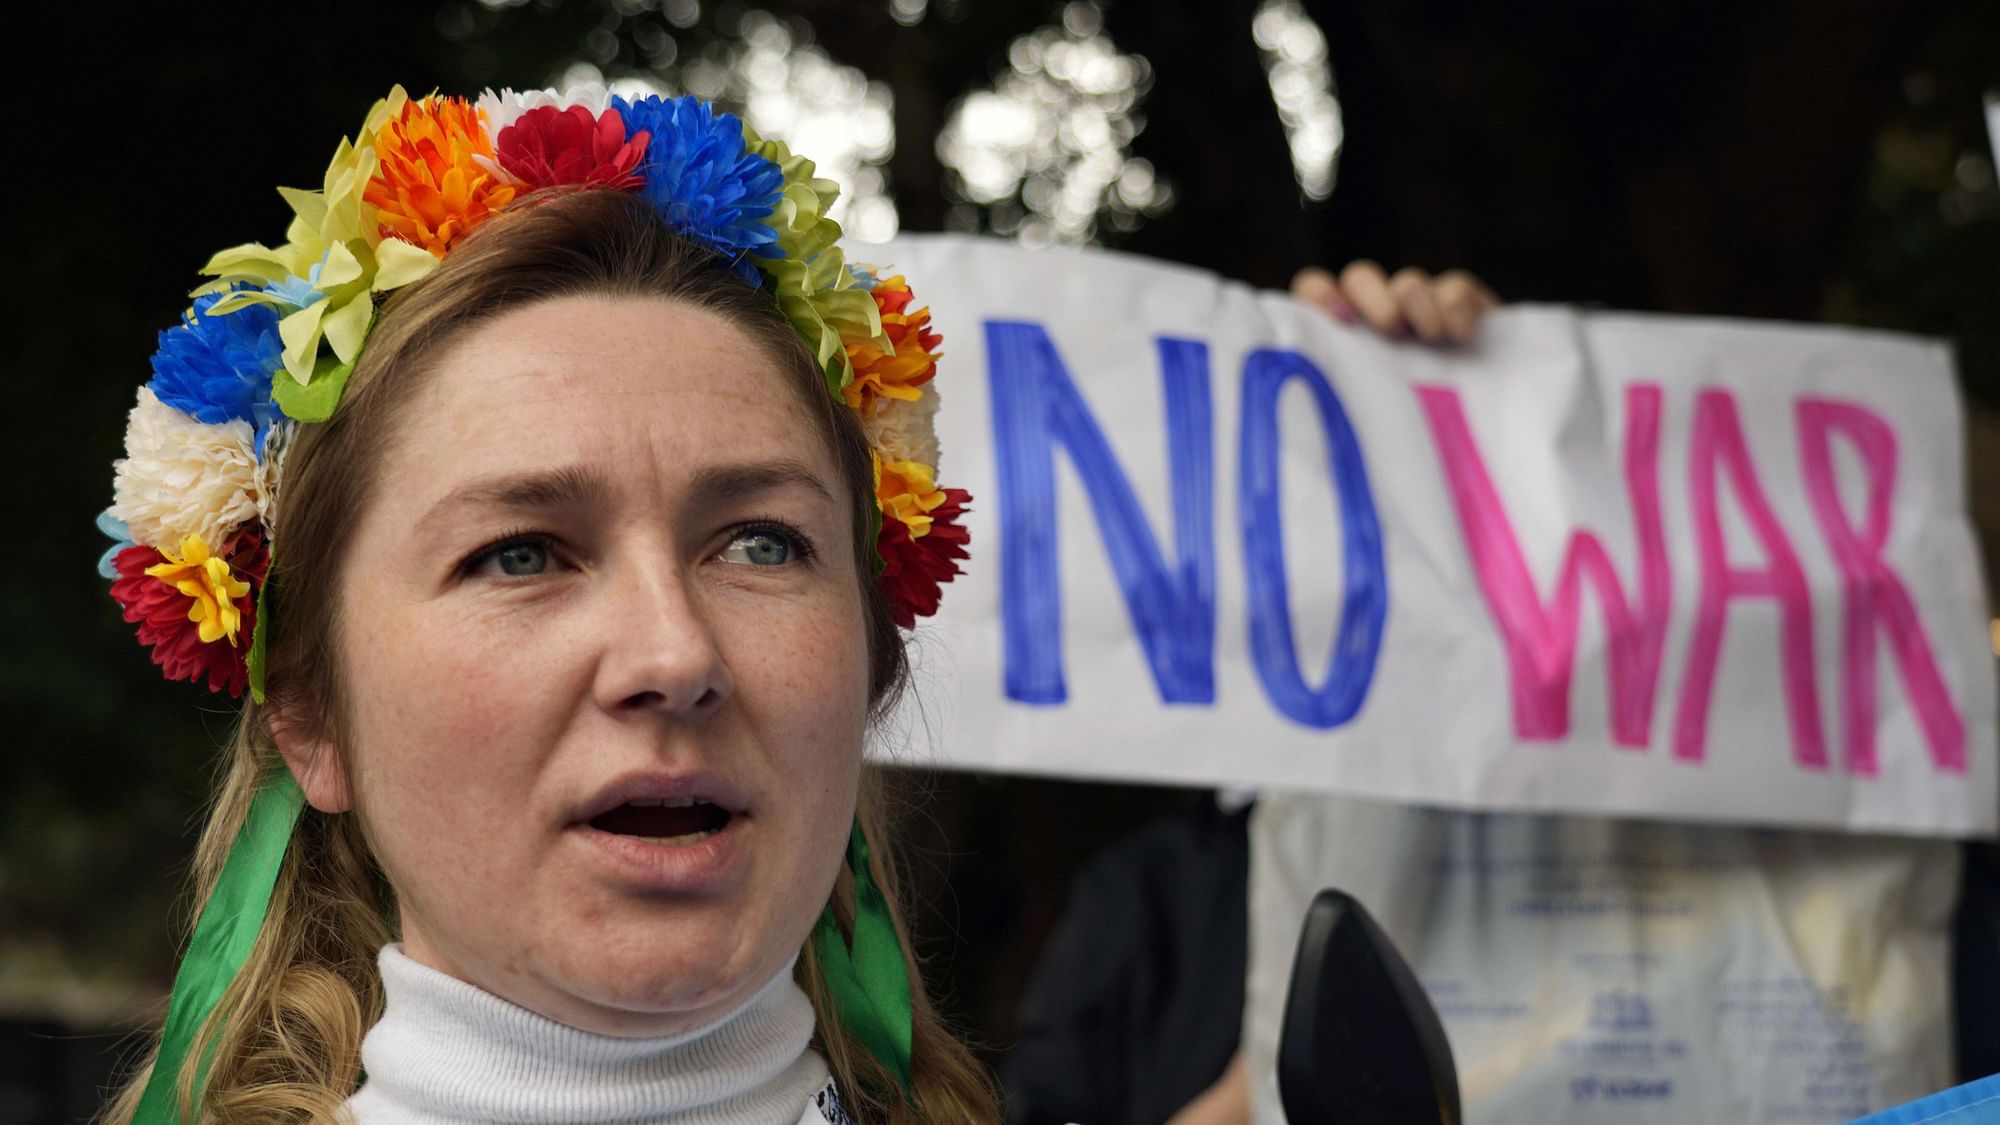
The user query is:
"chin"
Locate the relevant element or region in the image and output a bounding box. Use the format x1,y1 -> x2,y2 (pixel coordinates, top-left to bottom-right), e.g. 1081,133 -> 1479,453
553,918 -> 778,1027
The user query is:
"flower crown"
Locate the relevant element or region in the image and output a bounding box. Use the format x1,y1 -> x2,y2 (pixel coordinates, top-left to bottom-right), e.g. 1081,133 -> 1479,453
101,85 -> 970,701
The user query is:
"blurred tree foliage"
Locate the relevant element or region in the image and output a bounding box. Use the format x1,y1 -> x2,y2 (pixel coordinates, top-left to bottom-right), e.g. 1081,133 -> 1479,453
5,0 -> 1993,1079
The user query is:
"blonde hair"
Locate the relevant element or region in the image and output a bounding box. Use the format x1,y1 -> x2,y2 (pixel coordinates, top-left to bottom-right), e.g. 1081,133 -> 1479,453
101,190 -> 1000,1125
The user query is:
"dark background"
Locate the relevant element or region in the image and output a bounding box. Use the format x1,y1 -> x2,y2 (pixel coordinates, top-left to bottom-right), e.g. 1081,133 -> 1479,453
3,0 -> 1996,1119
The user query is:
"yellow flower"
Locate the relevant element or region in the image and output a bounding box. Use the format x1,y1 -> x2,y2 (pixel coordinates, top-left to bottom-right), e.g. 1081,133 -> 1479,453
874,454 -> 948,540
144,534 -> 252,646
742,124 -> 890,395
769,254 -> 882,396
742,124 -> 844,264
195,86 -> 441,385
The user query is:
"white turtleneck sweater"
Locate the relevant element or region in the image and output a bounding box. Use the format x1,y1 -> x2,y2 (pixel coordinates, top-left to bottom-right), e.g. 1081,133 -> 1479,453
345,944 -> 840,1125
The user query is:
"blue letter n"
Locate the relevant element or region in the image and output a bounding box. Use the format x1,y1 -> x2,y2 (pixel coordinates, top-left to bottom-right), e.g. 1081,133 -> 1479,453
985,321 -> 1215,705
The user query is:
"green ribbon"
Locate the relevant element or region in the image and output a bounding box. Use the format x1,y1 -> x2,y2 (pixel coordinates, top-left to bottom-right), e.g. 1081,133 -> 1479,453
134,771 -> 305,1124
810,819 -> 914,1092
132,787 -> 909,1115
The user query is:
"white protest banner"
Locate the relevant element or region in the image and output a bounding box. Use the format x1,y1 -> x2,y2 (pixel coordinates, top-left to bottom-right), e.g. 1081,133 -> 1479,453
856,234 -> 1996,835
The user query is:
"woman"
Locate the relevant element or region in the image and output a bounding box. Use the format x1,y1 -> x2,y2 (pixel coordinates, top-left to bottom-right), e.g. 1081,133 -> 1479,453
99,84 -> 984,1125
97,83 -> 1492,1125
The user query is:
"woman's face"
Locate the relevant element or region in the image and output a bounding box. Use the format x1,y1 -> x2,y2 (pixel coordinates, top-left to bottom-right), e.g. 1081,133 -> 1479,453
314,295 -> 870,1036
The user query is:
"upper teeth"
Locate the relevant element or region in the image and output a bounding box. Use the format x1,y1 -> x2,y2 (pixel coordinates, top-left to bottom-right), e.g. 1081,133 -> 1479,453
627,797 -> 701,807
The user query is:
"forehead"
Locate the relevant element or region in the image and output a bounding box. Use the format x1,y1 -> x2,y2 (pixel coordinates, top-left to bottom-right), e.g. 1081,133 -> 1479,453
394,294 -> 831,495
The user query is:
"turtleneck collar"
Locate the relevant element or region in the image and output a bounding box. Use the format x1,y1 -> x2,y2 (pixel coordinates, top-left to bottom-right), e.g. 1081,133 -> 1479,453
345,943 -> 831,1125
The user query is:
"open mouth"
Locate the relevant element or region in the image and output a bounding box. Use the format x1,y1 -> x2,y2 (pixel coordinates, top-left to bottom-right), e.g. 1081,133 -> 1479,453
587,798 -> 734,846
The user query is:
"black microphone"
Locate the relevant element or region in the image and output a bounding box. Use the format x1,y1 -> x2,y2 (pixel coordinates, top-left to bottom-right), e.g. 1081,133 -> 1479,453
1277,888 -> 1460,1125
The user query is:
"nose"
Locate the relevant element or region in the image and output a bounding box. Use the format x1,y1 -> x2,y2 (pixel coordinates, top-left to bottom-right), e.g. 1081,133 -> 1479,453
592,557 -> 733,719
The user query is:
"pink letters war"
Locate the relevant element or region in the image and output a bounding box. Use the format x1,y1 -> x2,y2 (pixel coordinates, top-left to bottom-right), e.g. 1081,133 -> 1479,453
1416,383 -> 1968,776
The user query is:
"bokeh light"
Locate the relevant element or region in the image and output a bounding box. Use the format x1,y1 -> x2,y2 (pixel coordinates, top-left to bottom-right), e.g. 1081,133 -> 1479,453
1252,0 -> 1342,202
547,7 -> 901,242
937,1 -> 1171,246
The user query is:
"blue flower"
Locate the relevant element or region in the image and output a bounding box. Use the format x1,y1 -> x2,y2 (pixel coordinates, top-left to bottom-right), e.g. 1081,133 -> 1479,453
264,268 -> 327,311
611,95 -> 785,283
147,292 -> 284,458
96,509 -> 134,579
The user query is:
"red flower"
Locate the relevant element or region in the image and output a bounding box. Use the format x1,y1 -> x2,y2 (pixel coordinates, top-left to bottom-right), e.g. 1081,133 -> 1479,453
876,489 -> 972,629
110,531 -> 268,697
495,105 -> 651,191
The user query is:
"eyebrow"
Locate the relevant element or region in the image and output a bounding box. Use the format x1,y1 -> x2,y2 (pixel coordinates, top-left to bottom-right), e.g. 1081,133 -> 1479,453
422,459 -> 835,525
684,460 -> 836,507
423,465 -> 611,525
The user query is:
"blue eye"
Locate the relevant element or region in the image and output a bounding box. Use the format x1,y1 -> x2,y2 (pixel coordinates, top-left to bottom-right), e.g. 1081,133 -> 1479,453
719,526 -> 808,567
468,537 -> 553,578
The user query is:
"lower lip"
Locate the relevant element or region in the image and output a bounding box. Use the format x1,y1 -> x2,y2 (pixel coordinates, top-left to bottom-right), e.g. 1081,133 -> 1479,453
568,815 -> 745,893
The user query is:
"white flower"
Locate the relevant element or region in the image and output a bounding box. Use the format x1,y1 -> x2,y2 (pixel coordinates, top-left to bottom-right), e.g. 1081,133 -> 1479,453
862,385 -> 942,469
475,83 -> 614,136
109,387 -> 261,551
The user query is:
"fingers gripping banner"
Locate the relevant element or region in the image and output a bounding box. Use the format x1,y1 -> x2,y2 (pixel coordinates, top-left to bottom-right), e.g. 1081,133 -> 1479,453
857,235 -> 1996,836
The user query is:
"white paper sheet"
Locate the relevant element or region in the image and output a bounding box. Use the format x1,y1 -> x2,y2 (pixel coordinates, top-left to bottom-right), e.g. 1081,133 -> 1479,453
1243,793 -> 1959,1124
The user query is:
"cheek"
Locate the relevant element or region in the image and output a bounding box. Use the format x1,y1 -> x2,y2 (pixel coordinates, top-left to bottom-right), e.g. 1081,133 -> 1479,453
723,593 -> 873,856
335,604 -> 570,869
743,606 -> 871,780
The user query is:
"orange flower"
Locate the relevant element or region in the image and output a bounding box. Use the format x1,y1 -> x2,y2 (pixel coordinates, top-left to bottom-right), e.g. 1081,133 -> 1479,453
364,96 -> 518,256
874,453 -> 948,539
842,276 -> 942,409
